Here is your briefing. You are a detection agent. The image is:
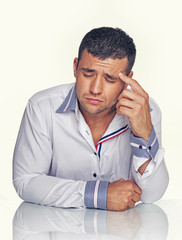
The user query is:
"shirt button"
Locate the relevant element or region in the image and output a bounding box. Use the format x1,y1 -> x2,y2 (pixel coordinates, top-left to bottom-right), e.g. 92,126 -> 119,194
93,173 -> 97,177
149,146 -> 152,150
139,145 -> 142,149
94,152 -> 97,155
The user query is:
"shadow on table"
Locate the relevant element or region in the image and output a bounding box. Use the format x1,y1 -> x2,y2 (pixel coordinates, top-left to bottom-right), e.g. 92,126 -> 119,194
13,201 -> 168,240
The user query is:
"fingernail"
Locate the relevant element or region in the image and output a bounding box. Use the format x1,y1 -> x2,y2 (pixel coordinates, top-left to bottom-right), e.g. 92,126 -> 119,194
119,72 -> 124,77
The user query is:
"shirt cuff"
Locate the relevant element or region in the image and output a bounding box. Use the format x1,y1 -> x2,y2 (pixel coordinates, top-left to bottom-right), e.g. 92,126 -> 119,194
84,181 -> 109,210
130,127 -> 159,159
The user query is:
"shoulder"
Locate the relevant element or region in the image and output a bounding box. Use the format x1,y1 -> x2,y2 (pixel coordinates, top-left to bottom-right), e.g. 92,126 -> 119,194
29,83 -> 75,103
149,96 -> 162,125
28,83 -> 75,111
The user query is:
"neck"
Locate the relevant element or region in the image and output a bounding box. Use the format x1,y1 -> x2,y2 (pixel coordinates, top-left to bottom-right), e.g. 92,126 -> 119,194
81,107 -> 116,128
80,106 -> 116,145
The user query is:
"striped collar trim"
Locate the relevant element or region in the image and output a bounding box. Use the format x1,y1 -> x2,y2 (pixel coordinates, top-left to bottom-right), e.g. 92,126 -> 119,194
56,86 -> 77,113
95,124 -> 129,150
55,85 -> 153,114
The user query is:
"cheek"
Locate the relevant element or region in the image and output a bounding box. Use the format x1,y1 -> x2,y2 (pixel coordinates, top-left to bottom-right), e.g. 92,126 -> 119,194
77,73 -> 91,89
76,82 -> 82,99
106,85 -> 123,101
76,77 -> 88,97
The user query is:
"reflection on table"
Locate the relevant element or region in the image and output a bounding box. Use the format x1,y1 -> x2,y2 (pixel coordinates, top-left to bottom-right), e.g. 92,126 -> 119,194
13,202 -> 168,240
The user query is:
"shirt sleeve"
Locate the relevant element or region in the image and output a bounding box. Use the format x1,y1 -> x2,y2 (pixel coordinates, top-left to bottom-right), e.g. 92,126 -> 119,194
13,100 -> 109,209
130,97 -> 169,203
13,100 -> 87,208
84,181 -> 109,209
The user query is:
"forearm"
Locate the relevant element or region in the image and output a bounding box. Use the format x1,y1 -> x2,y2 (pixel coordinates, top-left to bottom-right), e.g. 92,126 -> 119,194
13,174 -> 86,207
130,123 -> 169,203
138,158 -> 151,175
131,146 -> 169,203
13,170 -> 109,209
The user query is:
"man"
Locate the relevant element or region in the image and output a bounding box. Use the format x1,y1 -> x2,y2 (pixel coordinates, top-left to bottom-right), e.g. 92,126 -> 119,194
13,27 -> 169,211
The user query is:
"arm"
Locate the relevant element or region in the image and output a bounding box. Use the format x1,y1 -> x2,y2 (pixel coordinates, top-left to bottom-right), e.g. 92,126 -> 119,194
13,100 -> 86,207
130,105 -> 169,203
13,100 -> 110,208
13,100 -> 110,209
116,73 -> 169,203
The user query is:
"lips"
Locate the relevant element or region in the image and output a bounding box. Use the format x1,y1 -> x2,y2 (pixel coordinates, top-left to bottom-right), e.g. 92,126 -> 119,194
86,98 -> 103,105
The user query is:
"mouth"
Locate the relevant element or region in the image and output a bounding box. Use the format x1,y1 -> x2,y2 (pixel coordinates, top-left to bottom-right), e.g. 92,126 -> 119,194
86,98 -> 103,105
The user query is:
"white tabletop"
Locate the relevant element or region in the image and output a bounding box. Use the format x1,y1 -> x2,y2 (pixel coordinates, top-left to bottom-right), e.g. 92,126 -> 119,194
1,199 -> 182,240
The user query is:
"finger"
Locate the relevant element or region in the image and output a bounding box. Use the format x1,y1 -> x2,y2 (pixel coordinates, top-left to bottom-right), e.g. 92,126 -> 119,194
116,97 -> 136,110
118,179 -> 126,182
119,72 -> 141,91
116,99 -> 148,118
119,73 -> 147,97
116,105 -> 133,118
133,184 -> 142,195
127,200 -> 135,208
132,192 -> 141,203
118,89 -> 142,102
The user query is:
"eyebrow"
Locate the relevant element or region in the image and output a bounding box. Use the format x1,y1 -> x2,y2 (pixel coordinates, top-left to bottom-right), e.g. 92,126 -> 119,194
80,68 -> 95,73
105,73 -> 119,81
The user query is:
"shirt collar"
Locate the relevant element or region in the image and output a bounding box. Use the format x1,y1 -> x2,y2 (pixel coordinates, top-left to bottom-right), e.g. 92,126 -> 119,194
56,84 -> 153,114
56,85 -> 77,113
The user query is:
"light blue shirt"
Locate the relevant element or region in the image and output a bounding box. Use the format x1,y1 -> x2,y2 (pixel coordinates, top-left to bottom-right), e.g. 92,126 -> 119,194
13,83 -> 169,209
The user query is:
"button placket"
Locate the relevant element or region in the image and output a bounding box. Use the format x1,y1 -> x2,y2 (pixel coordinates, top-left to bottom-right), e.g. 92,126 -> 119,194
91,149 -> 100,179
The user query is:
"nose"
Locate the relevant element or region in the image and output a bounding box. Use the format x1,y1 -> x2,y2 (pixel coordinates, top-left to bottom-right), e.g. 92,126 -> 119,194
89,75 -> 103,95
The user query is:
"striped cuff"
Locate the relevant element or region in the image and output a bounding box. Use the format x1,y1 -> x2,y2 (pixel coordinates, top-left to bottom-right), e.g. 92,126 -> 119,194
130,127 -> 159,159
84,209 -> 107,234
84,181 -> 109,210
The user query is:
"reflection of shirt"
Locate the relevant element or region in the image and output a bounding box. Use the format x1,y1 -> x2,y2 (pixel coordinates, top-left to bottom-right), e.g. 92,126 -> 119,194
13,83 -> 169,209
13,201 -> 168,240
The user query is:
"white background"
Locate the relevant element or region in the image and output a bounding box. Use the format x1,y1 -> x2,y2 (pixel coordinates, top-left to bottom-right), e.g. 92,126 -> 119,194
0,0 -> 182,203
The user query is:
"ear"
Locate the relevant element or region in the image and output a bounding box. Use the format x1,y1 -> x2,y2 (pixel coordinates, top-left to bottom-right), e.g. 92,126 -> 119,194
73,58 -> 78,77
128,71 -> 133,78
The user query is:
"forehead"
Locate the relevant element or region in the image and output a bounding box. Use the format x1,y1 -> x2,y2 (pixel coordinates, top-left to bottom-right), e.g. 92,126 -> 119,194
78,50 -> 129,74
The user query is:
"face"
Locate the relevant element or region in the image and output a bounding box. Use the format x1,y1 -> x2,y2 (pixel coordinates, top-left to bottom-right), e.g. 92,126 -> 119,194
73,50 -> 132,116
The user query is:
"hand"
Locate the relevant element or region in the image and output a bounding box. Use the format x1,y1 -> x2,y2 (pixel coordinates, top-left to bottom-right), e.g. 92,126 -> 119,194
107,179 -> 142,211
116,73 -> 152,141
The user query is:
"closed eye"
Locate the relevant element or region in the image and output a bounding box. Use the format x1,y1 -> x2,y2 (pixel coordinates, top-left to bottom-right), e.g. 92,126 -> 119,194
83,73 -> 94,77
81,68 -> 95,78
105,77 -> 118,83
105,73 -> 119,83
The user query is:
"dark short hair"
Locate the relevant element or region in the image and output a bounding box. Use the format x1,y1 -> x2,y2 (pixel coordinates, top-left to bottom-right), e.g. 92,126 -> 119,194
77,27 -> 136,75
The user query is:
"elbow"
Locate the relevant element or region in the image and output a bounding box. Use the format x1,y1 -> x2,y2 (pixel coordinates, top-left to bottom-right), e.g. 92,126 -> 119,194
13,177 -> 34,203
141,176 -> 169,204
141,160 -> 169,204
13,175 -> 48,205
13,179 -> 26,201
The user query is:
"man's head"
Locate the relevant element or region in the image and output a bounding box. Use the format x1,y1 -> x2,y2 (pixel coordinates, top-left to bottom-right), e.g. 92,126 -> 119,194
77,27 -> 136,75
74,27 -> 136,117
